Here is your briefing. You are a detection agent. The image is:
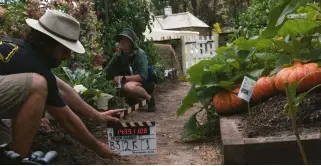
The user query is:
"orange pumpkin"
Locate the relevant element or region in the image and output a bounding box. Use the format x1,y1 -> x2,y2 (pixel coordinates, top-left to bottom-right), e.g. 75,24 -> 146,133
212,87 -> 244,113
274,60 -> 321,92
251,76 -> 276,102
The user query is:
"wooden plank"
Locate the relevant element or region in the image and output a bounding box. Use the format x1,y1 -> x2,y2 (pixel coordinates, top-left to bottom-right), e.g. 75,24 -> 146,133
220,114 -> 321,164
186,36 -> 193,69
205,36 -> 210,59
211,36 -> 218,57
195,38 -> 200,65
180,36 -> 187,74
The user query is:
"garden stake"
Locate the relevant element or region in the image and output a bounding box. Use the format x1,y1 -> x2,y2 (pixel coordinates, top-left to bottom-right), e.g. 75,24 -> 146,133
284,81 -> 308,165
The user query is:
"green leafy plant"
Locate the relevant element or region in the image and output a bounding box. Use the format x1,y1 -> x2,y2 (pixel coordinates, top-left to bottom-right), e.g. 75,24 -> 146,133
177,0 -> 321,143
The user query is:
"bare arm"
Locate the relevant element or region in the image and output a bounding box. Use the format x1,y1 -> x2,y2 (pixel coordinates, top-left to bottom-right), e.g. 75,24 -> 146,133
114,74 -> 143,83
55,76 -> 100,119
46,105 -> 117,158
124,74 -> 143,82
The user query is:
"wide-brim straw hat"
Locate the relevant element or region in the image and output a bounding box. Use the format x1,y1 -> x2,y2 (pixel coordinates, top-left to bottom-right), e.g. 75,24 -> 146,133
25,9 -> 85,54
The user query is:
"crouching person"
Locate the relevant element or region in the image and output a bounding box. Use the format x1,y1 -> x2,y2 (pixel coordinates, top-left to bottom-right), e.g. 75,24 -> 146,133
0,10 -> 121,158
104,28 -> 157,112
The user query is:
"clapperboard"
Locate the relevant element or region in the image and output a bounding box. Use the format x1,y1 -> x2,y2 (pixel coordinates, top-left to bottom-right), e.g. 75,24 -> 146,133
107,99 -> 157,156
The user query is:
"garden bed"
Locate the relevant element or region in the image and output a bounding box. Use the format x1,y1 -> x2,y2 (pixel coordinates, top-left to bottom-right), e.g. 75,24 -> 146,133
220,89 -> 321,164
244,89 -> 321,138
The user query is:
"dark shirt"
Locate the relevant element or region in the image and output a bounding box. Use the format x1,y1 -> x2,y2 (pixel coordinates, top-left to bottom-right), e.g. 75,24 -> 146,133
105,48 -> 149,81
0,38 -> 66,107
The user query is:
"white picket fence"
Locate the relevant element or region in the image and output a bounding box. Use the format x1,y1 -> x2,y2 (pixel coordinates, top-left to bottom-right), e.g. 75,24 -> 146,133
181,35 -> 219,74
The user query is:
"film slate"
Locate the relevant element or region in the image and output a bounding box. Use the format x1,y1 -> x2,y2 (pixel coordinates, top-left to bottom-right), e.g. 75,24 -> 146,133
107,99 -> 157,156
107,121 -> 156,156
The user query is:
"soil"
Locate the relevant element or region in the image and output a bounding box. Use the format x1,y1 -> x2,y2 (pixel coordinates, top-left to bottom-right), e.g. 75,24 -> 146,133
31,80 -> 222,165
243,88 -> 321,138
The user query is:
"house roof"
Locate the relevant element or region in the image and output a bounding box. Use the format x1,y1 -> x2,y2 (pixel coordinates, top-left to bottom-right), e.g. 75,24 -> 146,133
154,12 -> 209,30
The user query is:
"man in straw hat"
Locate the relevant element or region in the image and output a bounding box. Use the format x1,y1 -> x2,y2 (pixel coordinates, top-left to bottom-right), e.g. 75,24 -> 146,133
0,10 -> 122,158
104,28 -> 157,112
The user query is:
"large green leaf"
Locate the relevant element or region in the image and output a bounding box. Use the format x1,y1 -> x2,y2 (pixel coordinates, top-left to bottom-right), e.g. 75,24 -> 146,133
276,0 -> 307,26
278,19 -> 319,37
233,37 -> 258,51
205,81 -> 235,89
255,39 -> 274,50
208,64 -> 225,73
248,68 -> 265,78
261,0 -> 290,38
236,50 -> 251,61
196,86 -> 221,100
183,113 -> 200,138
261,28 -> 279,39
226,58 -> 240,69
176,86 -> 198,116
273,40 -> 294,53
215,46 -> 232,56
255,52 -> 278,61
292,38 -> 301,57
310,48 -> 321,60
261,0 -> 307,38
270,54 -> 292,75
186,59 -> 218,85
297,3 -> 321,21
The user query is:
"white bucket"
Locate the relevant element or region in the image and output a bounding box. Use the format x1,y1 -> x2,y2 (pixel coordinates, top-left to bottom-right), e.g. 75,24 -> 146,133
96,93 -> 113,110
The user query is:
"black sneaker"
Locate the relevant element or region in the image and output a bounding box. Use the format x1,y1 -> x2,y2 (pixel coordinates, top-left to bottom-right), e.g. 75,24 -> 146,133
148,96 -> 156,112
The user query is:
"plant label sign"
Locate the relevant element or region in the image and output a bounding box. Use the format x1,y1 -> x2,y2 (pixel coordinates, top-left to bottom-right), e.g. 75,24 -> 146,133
238,76 -> 256,102
107,122 -> 157,156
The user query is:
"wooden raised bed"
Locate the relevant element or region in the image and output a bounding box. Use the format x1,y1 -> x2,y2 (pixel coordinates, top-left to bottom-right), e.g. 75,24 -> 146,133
220,114 -> 321,164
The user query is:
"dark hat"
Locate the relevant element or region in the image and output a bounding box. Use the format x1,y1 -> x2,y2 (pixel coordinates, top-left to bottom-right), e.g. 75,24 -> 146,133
115,28 -> 138,48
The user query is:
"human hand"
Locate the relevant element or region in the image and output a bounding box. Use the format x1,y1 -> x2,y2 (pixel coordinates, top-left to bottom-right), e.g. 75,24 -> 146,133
113,76 -> 119,85
39,118 -> 52,133
97,109 -> 126,122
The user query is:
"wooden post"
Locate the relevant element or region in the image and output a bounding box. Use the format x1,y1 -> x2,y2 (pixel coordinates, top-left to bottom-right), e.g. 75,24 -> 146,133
180,36 -> 186,75
104,0 -> 109,23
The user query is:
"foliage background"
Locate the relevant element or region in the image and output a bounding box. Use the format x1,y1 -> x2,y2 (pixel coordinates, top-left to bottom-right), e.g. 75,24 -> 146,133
0,0 -> 166,109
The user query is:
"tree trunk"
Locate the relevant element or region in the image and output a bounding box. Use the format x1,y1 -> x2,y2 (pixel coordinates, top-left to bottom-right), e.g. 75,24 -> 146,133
247,0 -> 251,6
170,0 -> 179,13
191,0 -> 198,16
183,0 -> 187,12
104,0 -> 109,23
213,0 -> 217,23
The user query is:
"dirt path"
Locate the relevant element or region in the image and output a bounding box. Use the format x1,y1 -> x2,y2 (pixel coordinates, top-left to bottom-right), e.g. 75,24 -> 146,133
32,80 -> 222,165
117,81 -> 222,165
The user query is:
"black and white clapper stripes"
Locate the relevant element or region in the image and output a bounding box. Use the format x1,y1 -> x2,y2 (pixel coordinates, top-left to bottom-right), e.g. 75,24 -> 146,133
108,99 -> 156,128
114,99 -> 149,119
109,121 -> 156,128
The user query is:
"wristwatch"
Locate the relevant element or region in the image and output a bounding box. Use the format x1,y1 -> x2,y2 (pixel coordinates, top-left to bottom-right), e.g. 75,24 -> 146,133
121,76 -> 126,84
